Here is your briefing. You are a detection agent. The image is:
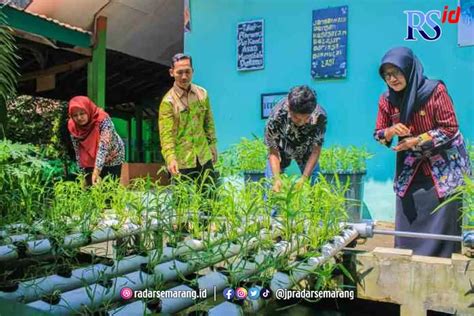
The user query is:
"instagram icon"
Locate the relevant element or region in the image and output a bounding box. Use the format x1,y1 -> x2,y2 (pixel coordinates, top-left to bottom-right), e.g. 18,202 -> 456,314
120,287 -> 134,300
235,287 -> 248,300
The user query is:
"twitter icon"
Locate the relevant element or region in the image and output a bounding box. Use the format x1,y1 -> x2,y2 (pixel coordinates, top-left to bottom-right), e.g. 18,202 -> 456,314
248,287 -> 260,300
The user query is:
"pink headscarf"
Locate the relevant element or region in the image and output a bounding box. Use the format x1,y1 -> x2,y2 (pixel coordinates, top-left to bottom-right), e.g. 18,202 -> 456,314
67,96 -> 108,168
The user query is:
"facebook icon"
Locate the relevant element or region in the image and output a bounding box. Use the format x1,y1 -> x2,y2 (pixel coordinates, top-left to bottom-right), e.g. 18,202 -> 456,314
223,288 -> 235,300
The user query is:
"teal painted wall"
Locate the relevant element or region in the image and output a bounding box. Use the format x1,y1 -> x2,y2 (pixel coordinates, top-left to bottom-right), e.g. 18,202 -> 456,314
185,0 -> 474,221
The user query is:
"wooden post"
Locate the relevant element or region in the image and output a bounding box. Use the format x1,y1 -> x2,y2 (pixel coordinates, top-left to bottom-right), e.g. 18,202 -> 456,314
87,16 -> 107,108
127,117 -> 133,162
136,103 -> 144,162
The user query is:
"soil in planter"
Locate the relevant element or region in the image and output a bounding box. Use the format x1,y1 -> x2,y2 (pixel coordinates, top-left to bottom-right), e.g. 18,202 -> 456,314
187,311 -> 208,316
140,263 -> 155,275
0,251 -> 115,289
166,232 -> 190,248
146,299 -> 163,313
0,255 -> 62,287
115,235 -> 142,258
0,280 -> 19,292
56,264 -> 73,278
182,273 -> 203,292
40,291 -> 61,305
97,277 -> 114,289
74,252 -> 115,267
213,266 -> 230,277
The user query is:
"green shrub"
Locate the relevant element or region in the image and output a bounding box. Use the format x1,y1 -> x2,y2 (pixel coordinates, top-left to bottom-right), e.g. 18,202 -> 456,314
215,137 -> 267,176
0,140 -> 55,224
0,10 -> 19,137
319,145 -> 372,173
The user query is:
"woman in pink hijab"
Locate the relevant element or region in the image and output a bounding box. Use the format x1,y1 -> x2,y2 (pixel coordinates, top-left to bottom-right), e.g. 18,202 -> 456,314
68,96 -> 124,186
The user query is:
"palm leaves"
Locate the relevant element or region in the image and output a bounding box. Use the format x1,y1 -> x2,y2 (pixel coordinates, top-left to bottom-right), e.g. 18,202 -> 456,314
0,9 -> 19,136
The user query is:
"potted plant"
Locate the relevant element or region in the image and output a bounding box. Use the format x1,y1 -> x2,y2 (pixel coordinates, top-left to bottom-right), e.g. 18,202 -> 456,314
215,137 -> 268,183
235,137 -> 267,182
318,145 -> 372,222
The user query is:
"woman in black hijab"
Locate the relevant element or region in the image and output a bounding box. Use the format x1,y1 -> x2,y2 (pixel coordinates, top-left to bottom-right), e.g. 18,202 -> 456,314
374,47 -> 471,258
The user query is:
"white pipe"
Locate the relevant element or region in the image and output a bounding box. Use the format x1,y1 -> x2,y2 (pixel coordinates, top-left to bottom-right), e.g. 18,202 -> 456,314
0,222 -> 158,262
209,301 -> 244,316
112,236 -> 302,315
0,244 -> 18,261
0,210 -> 282,262
0,237 -> 213,303
209,227 -> 359,315
27,231 -> 270,314
2,233 -> 31,244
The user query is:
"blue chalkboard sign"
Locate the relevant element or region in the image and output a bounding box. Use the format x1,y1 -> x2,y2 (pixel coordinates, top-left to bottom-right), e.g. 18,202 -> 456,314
237,20 -> 264,71
311,6 -> 348,79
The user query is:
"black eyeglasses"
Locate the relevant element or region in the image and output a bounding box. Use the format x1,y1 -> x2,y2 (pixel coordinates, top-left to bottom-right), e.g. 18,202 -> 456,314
382,68 -> 403,81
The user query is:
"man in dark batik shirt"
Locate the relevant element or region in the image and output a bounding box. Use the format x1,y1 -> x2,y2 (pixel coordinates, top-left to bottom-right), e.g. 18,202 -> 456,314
264,85 -> 327,192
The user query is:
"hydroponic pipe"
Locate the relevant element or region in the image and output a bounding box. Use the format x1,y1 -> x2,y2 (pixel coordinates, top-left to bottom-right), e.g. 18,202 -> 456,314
0,219 -> 165,262
0,233 -> 31,244
109,273 -> 225,316
0,223 -> 29,237
157,238 -> 302,315
347,221 -> 466,243
0,207 -> 266,262
109,237 -> 303,315
0,228 -> 239,302
0,238 -> 204,303
208,301 -> 244,316
373,229 -> 463,242
208,226 -> 359,315
27,230 -> 272,314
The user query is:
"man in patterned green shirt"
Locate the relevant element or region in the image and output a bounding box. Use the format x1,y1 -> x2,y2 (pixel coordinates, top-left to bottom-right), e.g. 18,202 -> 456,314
158,53 -> 217,181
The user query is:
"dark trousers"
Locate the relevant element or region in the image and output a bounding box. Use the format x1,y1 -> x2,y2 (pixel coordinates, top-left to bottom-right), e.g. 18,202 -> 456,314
84,165 -> 122,187
173,159 -> 217,229
395,171 -> 462,258
174,159 -> 217,192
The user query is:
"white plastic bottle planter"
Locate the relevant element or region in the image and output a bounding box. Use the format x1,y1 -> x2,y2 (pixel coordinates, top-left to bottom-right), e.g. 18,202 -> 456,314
0,244 -> 19,261
209,226 -> 359,315
209,301 -> 245,316
1,233 -> 31,244
110,236 -> 301,315
259,227 -> 358,313
153,237 -> 302,315
0,222 -> 158,262
109,271 -> 228,315
4,217 -> 271,305
0,223 -> 29,235
27,233 -> 267,314
0,238 -> 207,303
0,221 -> 47,244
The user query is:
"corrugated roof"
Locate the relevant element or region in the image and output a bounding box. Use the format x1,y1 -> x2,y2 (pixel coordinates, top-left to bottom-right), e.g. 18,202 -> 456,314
24,0 -> 183,66
6,3 -> 91,34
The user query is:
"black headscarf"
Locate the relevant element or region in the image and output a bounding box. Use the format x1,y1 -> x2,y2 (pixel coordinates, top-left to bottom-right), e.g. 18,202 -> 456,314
379,47 -> 439,124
